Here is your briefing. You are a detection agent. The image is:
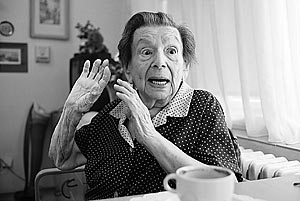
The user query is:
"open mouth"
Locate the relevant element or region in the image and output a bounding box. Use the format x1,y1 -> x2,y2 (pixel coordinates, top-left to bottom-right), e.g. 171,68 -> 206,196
148,78 -> 170,86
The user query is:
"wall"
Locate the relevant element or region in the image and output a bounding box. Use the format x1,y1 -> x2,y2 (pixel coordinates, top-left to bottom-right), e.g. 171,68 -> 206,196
0,0 -> 130,193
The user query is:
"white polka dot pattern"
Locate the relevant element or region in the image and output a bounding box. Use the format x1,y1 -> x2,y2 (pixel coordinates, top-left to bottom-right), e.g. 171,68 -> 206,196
74,83 -> 242,200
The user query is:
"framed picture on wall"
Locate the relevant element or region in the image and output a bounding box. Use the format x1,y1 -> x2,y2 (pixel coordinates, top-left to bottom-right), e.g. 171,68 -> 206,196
0,43 -> 28,73
30,0 -> 69,40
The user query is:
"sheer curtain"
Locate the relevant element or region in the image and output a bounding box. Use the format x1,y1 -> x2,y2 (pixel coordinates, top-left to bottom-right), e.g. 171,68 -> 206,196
234,0 -> 300,143
127,0 -> 300,144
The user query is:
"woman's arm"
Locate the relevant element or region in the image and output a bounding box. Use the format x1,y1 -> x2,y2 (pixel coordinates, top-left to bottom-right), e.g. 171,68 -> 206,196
128,110 -> 207,173
49,107 -> 85,170
49,59 -> 111,170
142,131 -> 207,173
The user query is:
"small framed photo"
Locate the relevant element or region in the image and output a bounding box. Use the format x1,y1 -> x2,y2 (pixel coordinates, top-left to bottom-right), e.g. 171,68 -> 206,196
30,0 -> 69,40
0,43 -> 28,73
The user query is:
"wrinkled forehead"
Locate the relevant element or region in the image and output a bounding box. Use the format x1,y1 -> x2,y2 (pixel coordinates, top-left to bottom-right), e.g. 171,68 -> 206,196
132,26 -> 182,47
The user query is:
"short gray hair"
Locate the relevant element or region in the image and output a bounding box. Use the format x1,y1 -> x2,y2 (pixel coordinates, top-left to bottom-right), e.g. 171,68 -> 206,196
117,11 -> 196,69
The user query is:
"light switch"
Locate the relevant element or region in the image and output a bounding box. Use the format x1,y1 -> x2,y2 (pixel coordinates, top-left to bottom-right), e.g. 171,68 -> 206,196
35,45 -> 50,63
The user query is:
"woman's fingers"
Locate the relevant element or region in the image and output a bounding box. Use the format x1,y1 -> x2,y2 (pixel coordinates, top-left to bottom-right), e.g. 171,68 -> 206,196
88,59 -> 101,79
115,91 -> 129,102
95,59 -> 109,81
114,80 -> 141,111
81,59 -> 110,82
81,60 -> 91,77
115,79 -> 136,94
98,66 -> 111,88
102,66 -> 111,82
114,85 -> 134,96
101,59 -> 109,68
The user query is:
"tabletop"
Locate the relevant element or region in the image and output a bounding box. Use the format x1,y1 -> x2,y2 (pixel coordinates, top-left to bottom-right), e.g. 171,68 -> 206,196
98,175 -> 300,201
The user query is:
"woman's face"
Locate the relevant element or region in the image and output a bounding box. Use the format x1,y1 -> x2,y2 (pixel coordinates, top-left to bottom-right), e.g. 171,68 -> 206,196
126,26 -> 189,108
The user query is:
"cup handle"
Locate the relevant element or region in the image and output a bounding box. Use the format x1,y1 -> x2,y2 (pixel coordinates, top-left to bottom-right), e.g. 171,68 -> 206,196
163,173 -> 177,193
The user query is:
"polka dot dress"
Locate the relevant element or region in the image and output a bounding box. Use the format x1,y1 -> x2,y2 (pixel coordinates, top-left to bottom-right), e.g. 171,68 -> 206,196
74,83 -> 242,200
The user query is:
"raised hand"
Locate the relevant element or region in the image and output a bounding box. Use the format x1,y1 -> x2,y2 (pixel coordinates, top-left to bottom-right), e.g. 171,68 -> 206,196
65,59 -> 111,113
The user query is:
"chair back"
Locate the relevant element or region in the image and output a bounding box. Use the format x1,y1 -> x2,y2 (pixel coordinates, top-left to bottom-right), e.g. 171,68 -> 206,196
34,167 -> 86,201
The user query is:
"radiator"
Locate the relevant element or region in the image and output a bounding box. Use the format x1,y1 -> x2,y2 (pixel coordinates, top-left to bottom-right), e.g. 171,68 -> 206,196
240,146 -> 300,180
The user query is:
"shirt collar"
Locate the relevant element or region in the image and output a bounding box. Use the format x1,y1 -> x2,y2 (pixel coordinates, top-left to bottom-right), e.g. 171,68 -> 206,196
110,82 -> 194,127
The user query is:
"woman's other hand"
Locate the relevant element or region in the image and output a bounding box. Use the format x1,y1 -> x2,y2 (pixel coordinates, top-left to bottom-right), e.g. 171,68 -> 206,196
114,79 -> 157,144
65,59 -> 111,112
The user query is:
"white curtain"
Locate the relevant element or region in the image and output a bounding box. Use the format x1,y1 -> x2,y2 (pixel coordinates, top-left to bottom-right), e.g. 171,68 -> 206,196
128,0 -> 300,144
234,0 -> 300,143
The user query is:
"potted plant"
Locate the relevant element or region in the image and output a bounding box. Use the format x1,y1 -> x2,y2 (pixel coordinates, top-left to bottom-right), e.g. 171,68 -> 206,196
74,21 -> 125,102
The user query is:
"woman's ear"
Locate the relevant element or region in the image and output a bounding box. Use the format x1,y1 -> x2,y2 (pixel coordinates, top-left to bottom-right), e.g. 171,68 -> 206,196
183,63 -> 190,80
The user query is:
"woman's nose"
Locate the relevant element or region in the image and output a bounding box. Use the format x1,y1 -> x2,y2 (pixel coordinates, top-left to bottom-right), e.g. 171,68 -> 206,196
152,50 -> 167,68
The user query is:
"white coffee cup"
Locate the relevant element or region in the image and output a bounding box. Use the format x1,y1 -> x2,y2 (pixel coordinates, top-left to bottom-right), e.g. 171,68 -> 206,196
163,165 -> 235,201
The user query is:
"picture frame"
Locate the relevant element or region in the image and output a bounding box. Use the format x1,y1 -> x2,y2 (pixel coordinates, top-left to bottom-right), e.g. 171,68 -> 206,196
0,43 -> 28,73
30,0 -> 69,40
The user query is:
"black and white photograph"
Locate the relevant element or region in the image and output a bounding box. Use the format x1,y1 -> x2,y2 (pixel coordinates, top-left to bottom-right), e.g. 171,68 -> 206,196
30,0 -> 69,40
0,48 -> 21,65
39,0 -> 61,25
0,1 -> 299,201
0,43 -> 27,72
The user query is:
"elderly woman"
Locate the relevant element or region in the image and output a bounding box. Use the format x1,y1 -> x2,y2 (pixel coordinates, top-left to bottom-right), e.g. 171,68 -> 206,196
49,11 -> 242,199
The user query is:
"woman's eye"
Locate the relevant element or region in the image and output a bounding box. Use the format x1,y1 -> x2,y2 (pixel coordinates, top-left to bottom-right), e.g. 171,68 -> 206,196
141,49 -> 152,56
167,47 -> 178,55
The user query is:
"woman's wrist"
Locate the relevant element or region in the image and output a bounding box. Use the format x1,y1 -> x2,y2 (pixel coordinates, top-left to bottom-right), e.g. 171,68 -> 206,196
62,105 -> 83,128
142,130 -> 165,153
139,125 -> 161,145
